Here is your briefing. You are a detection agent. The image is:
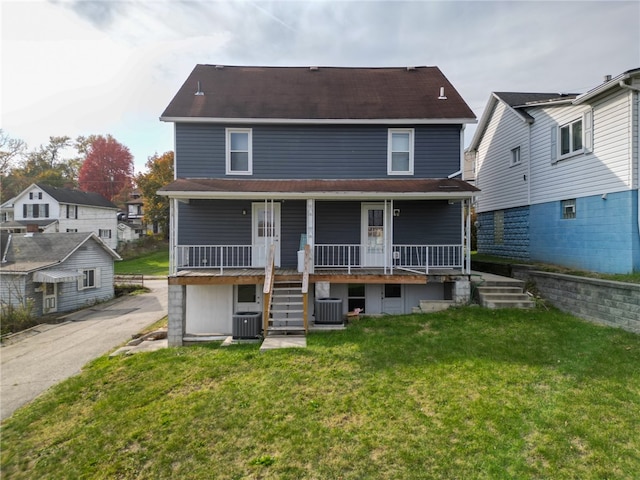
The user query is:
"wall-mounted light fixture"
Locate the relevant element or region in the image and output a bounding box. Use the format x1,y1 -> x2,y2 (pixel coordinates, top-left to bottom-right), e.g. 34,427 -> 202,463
242,209 -> 247,215
601,193 -> 608,200
393,209 -> 401,217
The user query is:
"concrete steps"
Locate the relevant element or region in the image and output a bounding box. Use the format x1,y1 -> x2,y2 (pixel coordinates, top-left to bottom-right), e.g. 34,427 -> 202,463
472,273 -> 535,309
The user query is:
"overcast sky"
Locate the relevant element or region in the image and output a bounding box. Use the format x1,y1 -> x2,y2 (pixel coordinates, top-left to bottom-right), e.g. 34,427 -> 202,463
2,0 -> 639,174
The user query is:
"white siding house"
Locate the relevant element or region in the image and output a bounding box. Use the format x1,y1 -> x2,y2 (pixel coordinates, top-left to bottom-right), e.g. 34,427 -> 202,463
468,68 -> 640,274
6,183 -> 119,250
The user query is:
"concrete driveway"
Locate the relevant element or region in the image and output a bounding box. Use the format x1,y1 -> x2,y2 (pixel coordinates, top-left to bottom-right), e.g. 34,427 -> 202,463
1,279 -> 168,421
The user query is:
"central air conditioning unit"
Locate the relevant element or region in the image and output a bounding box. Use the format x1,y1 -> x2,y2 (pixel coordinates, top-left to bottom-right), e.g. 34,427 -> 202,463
232,312 -> 262,339
314,298 -> 343,324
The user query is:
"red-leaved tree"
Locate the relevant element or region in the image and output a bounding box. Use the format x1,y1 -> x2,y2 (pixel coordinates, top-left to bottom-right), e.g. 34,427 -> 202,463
78,135 -> 134,202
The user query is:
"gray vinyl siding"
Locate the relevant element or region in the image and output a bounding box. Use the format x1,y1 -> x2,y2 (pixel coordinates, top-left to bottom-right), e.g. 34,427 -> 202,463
393,201 -> 461,244
175,123 -> 462,179
55,243 -> 115,313
178,200 -> 253,245
0,275 -> 27,308
178,200 -> 460,257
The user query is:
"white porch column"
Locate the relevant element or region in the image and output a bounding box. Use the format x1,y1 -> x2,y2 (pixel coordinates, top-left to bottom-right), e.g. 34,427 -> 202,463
170,198 -> 178,275
306,199 -> 315,273
465,199 -> 472,274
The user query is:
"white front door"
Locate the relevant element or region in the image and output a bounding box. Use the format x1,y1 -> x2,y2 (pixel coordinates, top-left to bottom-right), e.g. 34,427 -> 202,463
252,202 -> 281,267
43,283 -> 57,313
361,203 -> 388,267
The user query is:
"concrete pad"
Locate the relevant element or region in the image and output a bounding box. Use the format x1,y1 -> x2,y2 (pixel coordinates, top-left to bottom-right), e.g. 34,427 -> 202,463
260,336 -> 307,352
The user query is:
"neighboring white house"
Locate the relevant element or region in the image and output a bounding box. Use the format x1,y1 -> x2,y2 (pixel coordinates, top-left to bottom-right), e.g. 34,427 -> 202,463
0,197 -> 16,223
467,68 -> 640,274
3,183 -> 119,250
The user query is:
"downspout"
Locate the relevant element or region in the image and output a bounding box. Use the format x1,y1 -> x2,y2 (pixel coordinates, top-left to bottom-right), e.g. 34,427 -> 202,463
618,80 -> 640,238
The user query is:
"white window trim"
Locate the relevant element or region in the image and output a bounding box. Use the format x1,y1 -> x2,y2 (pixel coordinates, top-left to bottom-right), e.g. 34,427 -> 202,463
558,118 -> 583,160
225,128 -> 253,175
78,268 -> 100,290
510,146 -> 521,166
387,128 -> 415,175
552,111 -> 592,164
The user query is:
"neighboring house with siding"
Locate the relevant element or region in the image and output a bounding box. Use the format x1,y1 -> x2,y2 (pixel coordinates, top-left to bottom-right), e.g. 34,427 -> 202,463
468,68 -> 640,274
2,183 -> 119,250
159,65 -> 478,346
0,232 -> 121,316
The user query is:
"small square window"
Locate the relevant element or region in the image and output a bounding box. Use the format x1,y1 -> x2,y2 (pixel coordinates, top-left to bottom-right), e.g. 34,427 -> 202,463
81,269 -> 96,289
511,146 -> 521,166
562,199 -> 576,219
226,128 -> 252,175
237,284 -> 257,303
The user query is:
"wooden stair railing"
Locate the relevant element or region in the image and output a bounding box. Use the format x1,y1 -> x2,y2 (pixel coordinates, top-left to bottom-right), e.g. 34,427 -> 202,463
262,244 -> 276,336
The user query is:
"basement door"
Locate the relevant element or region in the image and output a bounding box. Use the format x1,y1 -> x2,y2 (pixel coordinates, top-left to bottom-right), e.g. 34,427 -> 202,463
252,202 -> 281,267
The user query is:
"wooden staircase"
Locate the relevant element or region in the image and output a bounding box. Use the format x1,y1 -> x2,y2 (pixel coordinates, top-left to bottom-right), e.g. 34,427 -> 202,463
473,274 -> 535,309
266,280 -> 307,335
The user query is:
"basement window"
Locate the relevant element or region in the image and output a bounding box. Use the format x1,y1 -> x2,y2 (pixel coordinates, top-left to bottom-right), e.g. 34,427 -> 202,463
562,199 -> 576,219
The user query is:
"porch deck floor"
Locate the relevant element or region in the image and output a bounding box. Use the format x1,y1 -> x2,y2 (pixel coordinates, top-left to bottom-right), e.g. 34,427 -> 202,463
174,267 -> 466,278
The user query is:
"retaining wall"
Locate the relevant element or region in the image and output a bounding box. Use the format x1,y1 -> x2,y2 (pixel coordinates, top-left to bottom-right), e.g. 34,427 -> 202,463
512,267 -> 640,334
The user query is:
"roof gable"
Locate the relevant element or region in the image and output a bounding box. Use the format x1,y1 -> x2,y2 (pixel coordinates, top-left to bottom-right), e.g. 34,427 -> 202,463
161,65 -> 476,123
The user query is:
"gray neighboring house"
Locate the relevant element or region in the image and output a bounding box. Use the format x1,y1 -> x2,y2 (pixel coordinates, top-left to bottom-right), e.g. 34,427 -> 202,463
0,232 -> 121,316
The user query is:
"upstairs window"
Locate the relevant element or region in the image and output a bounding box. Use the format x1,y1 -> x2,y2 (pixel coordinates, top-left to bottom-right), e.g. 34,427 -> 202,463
66,205 -> 77,219
551,110 -> 593,163
99,229 -> 112,239
23,204 -> 49,218
511,146 -> 521,166
387,128 -> 414,175
560,119 -> 582,156
226,128 -> 252,175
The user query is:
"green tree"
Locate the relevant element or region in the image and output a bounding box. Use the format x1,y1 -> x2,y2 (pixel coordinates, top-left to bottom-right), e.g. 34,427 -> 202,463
136,151 -> 174,237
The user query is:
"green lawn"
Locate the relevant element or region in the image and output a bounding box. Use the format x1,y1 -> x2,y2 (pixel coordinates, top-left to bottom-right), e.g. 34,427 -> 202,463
114,250 -> 169,276
2,308 -> 640,479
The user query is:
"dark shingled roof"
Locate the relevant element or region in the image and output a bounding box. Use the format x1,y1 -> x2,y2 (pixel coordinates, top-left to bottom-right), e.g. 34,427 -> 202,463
37,184 -> 118,209
494,92 -> 578,108
161,65 -> 476,121
0,232 -> 119,273
159,178 -> 479,197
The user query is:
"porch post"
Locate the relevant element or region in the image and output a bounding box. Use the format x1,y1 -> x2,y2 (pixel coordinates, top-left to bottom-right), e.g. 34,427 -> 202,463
169,198 -> 177,275
466,199 -> 472,274
389,199 -> 394,275
306,199 -> 315,273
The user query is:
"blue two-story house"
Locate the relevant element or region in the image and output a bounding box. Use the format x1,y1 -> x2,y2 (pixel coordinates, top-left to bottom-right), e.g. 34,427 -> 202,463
159,65 -> 478,346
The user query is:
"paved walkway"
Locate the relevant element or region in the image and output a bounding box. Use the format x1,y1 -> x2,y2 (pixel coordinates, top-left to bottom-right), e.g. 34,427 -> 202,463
0,279 -> 168,421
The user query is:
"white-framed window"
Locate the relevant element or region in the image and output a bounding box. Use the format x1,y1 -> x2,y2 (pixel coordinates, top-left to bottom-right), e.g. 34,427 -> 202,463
99,229 -> 112,239
226,128 -> 252,175
551,110 -> 593,163
562,199 -> 576,219
78,268 -> 100,290
510,146 -> 521,166
387,128 -> 414,175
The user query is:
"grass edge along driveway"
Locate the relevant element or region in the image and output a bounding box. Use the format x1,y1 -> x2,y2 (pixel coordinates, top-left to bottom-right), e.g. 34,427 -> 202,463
2,307 -> 639,479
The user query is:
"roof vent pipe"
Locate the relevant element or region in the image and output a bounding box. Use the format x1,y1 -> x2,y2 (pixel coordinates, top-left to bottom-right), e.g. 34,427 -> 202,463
604,74 -> 612,82
194,81 -> 204,96
438,87 -> 447,100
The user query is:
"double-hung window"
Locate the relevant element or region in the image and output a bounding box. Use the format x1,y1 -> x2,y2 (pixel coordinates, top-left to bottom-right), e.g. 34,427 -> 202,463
510,146 -> 521,166
551,110 -> 592,163
387,128 -> 414,175
226,128 -> 252,175
78,268 -> 99,290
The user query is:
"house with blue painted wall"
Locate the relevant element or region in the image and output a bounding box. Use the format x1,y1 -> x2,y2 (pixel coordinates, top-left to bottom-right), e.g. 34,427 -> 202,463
468,68 -> 640,274
159,65 -> 478,346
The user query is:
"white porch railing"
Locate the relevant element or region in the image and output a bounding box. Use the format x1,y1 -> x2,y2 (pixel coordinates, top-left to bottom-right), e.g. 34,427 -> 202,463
314,244 -> 464,273
176,245 -> 258,273
176,244 -> 464,274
